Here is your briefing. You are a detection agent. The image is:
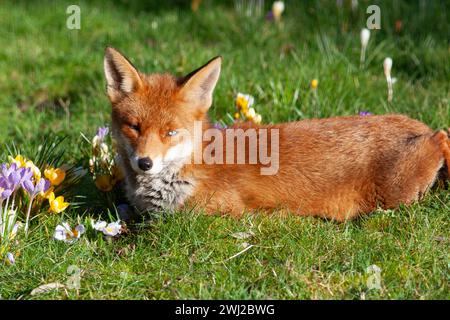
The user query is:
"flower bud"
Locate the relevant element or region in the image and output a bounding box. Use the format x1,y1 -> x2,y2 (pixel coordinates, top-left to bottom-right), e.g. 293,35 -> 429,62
383,57 -> 393,78
360,28 -> 370,48
272,1 -> 285,21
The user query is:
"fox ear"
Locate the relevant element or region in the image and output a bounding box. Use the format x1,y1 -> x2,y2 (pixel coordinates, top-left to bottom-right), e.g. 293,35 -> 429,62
178,56 -> 222,111
104,47 -> 143,102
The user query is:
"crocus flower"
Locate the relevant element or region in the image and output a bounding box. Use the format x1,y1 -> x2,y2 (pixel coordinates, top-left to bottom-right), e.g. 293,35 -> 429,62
93,127 -> 109,149
212,122 -> 227,130
0,185 -> 12,201
272,1 -> 285,21
54,222 -> 85,243
111,164 -> 125,184
234,93 -> 263,124
25,161 -> 41,181
12,222 -> 20,238
359,111 -> 373,116
91,220 -> 107,231
360,28 -> 370,67
44,167 -> 66,186
265,10 -> 274,21
1,165 -> 33,207
23,176 -> 50,236
9,155 -> 27,168
383,57 -> 393,102
9,156 -> 41,181
92,219 -> 122,237
253,114 -> 262,124
236,93 -> 254,112
247,108 -> 256,119
96,127 -> 109,140
22,176 -> 50,198
95,174 -> 114,192
311,79 -> 319,89
40,186 -> 54,199
48,192 -> 70,214
102,221 -> 122,236
5,252 -> 15,265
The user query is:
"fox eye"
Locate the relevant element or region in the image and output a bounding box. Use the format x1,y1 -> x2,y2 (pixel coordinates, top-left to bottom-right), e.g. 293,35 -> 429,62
128,124 -> 140,132
167,130 -> 178,137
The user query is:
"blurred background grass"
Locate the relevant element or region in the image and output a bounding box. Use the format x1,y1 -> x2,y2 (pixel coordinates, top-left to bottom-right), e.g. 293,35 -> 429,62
0,0 -> 448,155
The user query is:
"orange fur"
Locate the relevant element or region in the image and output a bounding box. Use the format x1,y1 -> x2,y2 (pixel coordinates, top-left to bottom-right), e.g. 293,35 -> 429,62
104,47 -> 449,221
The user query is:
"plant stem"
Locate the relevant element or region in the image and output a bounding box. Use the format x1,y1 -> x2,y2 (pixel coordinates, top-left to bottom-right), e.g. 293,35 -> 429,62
386,76 -> 393,102
24,196 -> 34,237
360,46 -> 366,68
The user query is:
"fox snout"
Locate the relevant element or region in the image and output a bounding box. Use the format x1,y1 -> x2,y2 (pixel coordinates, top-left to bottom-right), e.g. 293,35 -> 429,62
129,153 -> 164,175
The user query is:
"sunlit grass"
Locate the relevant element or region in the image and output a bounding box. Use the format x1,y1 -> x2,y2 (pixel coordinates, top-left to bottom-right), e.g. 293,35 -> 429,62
0,0 -> 448,299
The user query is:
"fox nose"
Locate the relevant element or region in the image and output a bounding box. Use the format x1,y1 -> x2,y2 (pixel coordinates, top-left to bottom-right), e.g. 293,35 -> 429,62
138,157 -> 153,171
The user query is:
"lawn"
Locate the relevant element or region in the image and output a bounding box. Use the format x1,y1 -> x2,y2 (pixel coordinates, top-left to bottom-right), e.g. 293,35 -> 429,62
0,0 -> 449,299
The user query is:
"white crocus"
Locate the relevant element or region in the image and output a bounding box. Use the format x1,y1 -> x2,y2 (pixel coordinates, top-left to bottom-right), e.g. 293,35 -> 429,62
9,222 -> 21,240
54,222 -> 85,243
100,143 -> 109,154
272,1 -> 285,21
102,221 -> 122,237
247,108 -> 256,119
91,220 -> 107,231
5,252 -> 15,265
91,219 -> 122,237
360,28 -> 370,67
92,135 -> 101,149
383,57 -> 393,102
253,114 -> 262,124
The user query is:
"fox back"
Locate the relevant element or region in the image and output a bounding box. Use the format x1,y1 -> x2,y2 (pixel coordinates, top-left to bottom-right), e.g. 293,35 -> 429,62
104,47 -> 450,221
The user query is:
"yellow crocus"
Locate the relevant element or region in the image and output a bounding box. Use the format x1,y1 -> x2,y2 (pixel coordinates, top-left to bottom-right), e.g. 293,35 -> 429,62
236,96 -> 248,110
44,167 -> 66,186
311,79 -> 319,89
9,155 -> 27,168
48,192 -> 70,214
40,186 -> 54,199
111,165 -> 124,184
95,174 -> 114,192
28,162 -> 41,181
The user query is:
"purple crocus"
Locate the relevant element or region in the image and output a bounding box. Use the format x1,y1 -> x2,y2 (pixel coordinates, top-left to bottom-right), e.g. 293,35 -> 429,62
265,10 -> 274,21
22,176 -> 50,236
0,175 -> 12,200
0,163 -> 31,200
359,111 -> 373,116
212,122 -> 227,130
96,127 -> 109,140
1,163 -> 15,177
22,177 -> 50,198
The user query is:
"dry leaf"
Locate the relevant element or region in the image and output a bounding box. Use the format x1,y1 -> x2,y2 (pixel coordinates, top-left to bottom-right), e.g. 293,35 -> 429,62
230,231 -> 255,240
31,282 -> 66,296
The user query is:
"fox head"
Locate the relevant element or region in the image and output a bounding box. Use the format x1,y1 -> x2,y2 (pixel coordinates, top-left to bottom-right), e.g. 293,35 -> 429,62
103,47 -> 221,175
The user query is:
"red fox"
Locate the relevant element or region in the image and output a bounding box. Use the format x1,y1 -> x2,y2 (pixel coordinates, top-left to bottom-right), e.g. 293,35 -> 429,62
103,47 -> 450,221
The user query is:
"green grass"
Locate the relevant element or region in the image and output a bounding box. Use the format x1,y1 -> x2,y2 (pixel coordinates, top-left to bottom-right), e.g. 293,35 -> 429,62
0,0 -> 449,299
